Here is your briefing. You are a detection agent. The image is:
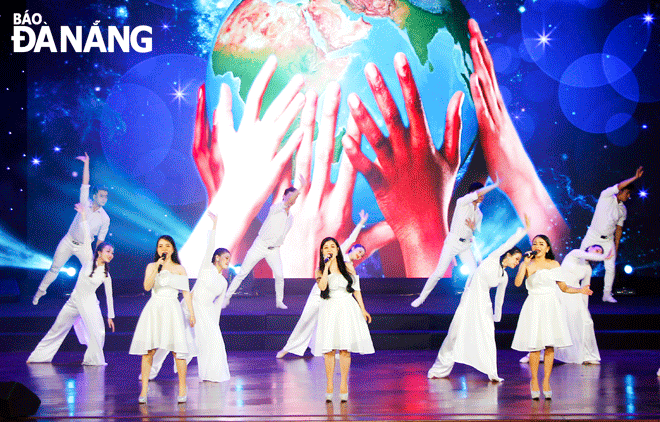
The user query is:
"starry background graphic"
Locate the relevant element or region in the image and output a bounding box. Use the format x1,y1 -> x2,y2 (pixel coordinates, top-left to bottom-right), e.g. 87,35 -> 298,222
0,0 -> 658,294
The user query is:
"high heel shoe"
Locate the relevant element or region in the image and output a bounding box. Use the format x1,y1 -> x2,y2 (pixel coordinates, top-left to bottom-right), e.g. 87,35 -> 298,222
138,395 -> 147,404
325,392 -> 333,402
177,388 -> 188,403
339,392 -> 348,402
543,390 -> 552,400
530,382 -> 540,400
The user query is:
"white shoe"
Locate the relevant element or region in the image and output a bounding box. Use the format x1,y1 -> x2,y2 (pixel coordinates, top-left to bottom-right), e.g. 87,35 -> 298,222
583,360 -> 600,365
602,293 -> 617,303
276,350 -> 287,359
656,368 -> 660,377
411,297 -> 424,308
276,301 -> 288,309
32,290 -> 46,305
489,375 -> 504,382
519,354 -> 530,363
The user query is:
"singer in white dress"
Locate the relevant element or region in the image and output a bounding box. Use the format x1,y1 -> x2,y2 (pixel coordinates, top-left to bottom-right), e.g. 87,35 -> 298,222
512,234 -> 593,399
276,211 -> 369,359
428,225 -> 528,382
129,236 -> 195,403
554,246 -> 609,364
149,212 -> 231,382
314,237 -> 374,402
27,201 -> 115,366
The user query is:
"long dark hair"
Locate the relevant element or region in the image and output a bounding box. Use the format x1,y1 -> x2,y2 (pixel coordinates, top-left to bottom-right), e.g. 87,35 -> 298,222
89,242 -> 112,278
318,237 -> 354,299
153,235 -> 181,264
533,234 -> 555,261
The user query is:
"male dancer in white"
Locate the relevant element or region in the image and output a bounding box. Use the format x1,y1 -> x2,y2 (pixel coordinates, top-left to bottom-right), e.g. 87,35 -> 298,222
223,185 -> 301,309
32,156 -> 110,305
580,166 -> 643,303
276,210 -> 369,359
411,178 -> 500,307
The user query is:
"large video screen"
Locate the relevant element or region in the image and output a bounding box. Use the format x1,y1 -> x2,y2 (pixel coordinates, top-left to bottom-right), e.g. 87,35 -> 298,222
8,0 -> 657,289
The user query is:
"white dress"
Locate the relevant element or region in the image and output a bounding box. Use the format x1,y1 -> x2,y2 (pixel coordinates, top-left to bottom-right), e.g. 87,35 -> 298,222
428,228 -> 527,380
129,270 -> 191,357
28,219 -> 114,366
554,249 -> 605,363
511,268 -> 572,352
279,224 -> 364,356
313,273 -> 374,355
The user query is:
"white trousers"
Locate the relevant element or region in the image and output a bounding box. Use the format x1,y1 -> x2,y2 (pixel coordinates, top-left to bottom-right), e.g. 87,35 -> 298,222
580,232 -> 616,294
38,235 -> 92,293
226,239 -> 285,303
28,294 -> 106,365
281,286 -> 322,356
418,235 -> 478,300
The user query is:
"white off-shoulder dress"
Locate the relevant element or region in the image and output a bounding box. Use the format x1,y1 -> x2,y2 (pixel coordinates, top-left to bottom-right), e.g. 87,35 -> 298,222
313,273 -> 374,355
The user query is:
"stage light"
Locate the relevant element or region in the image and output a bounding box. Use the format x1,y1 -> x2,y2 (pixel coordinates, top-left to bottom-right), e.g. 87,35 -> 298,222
624,265 -> 633,274
460,265 -> 470,275
31,157 -> 41,166
638,190 -> 648,198
62,267 -> 77,277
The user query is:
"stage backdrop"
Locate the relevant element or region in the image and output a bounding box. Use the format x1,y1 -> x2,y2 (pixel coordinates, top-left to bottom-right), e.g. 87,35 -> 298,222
3,0 -> 658,292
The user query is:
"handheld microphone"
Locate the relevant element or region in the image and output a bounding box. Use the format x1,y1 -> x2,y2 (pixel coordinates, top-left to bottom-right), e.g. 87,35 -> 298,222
525,250 -> 537,258
158,253 -> 167,272
324,254 -> 332,263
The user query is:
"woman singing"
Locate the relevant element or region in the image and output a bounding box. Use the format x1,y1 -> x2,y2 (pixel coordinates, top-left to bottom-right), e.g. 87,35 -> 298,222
313,237 -> 374,402
511,235 -> 592,400
428,217 -> 529,382
129,236 -> 195,403
27,154 -> 115,366
149,212 -> 231,382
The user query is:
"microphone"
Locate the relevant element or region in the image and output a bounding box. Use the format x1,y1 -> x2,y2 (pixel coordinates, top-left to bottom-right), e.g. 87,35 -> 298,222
324,254 -> 333,263
158,253 -> 167,272
525,250 -> 537,258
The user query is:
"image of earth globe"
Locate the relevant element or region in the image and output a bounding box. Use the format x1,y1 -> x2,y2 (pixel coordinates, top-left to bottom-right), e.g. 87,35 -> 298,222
205,0 -> 477,222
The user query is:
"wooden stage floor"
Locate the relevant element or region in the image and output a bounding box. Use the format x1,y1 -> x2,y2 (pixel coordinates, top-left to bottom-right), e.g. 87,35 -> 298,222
4,349 -> 660,421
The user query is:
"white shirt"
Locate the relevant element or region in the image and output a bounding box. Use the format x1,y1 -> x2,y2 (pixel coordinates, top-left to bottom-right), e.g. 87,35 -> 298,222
67,184 -> 110,243
449,191 -> 482,239
257,201 -> 293,247
559,249 -> 604,288
586,185 -> 626,238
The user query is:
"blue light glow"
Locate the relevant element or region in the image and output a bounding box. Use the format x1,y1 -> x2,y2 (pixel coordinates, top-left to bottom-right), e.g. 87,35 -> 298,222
460,265 -> 470,275
624,265 -> 633,274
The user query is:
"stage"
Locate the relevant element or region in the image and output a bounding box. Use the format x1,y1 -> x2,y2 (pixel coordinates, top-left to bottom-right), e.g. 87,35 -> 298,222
2,283 -> 660,420
4,350 -> 660,420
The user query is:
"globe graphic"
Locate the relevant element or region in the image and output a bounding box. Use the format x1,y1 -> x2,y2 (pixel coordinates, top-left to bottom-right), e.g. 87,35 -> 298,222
205,0 -> 477,222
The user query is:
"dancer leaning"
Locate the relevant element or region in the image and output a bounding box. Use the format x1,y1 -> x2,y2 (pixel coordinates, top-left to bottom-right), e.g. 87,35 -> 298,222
411,178 -> 500,307
276,210 -> 368,359
428,215 -> 529,382
223,182 -> 304,310
27,154 -> 115,366
580,166 -> 643,303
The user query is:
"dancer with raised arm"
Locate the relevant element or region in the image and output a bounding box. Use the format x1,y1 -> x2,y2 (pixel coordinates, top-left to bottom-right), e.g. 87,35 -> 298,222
149,212 -> 231,382
511,235 -> 593,400
223,180 -> 304,310
314,237 -> 374,402
27,156 -> 115,366
129,236 -> 195,404
554,246 -> 611,364
428,216 -> 529,382
32,156 -> 110,305
411,179 -> 500,307
276,210 -> 369,359
580,166 -> 643,303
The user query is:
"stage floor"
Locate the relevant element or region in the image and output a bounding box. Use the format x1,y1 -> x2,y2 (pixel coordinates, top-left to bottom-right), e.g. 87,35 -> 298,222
5,350 -> 660,421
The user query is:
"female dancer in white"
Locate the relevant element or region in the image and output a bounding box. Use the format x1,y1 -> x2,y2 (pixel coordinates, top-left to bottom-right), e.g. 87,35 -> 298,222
27,154 -> 115,366
554,245 -> 610,365
428,217 -> 529,382
511,234 -> 592,400
129,236 -> 195,403
276,211 -> 369,359
314,237 -> 374,402
148,212 -> 231,382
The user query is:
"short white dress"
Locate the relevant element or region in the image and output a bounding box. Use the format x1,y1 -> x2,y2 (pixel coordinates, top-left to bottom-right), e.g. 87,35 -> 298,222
511,268 -> 572,352
129,270 -> 192,357
313,273 -> 374,355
